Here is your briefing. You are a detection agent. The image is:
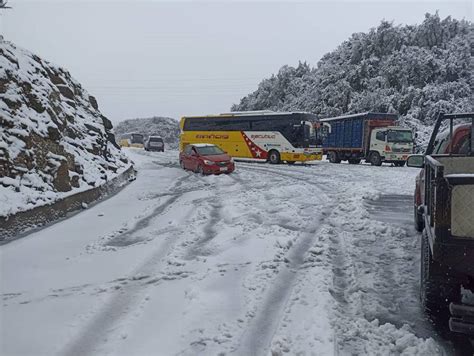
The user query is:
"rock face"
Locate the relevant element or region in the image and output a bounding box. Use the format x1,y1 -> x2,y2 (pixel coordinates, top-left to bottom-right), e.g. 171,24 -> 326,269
114,116 -> 180,149
0,40 -> 130,216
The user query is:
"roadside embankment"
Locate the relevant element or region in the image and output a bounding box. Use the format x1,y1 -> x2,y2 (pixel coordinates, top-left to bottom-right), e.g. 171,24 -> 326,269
0,165 -> 135,242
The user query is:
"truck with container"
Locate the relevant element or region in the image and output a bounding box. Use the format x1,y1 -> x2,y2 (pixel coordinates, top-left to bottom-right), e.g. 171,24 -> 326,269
407,112 -> 474,338
321,112 -> 414,166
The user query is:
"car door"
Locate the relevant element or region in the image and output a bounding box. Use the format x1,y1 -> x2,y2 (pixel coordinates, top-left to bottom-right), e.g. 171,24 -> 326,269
182,145 -> 192,169
189,147 -> 199,171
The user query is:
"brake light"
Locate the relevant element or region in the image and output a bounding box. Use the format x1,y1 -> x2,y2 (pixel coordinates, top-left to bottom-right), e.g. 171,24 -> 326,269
385,145 -> 391,152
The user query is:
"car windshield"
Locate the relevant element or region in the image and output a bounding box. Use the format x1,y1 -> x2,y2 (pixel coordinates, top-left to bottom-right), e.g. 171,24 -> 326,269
195,146 -> 224,155
149,137 -> 163,142
387,130 -> 412,143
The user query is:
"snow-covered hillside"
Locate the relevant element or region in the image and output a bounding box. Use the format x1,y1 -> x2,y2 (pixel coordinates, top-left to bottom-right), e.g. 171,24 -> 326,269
232,14 -> 472,148
114,117 -> 180,149
0,40 -> 130,217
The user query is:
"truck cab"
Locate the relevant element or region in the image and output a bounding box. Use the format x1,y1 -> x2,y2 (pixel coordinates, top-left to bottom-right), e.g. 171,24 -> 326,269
369,126 -> 414,166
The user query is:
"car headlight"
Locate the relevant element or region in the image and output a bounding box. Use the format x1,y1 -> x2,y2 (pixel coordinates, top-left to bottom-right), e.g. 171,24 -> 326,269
203,159 -> 214,165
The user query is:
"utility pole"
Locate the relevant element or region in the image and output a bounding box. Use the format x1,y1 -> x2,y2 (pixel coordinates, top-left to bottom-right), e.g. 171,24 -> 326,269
0,0 -> 12,41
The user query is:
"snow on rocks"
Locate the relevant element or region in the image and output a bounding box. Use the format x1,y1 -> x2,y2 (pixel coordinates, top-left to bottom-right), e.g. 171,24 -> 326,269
0,40 -> 130,217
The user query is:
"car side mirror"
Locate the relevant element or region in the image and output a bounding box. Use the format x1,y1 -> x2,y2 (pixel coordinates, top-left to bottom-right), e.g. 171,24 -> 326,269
407,155 -> 424,168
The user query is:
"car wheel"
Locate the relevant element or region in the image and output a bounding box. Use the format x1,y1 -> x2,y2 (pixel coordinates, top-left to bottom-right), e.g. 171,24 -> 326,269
414,203 -> 424,232
197,165 -> 204,175
328,151 -> 341,164
370,152 -> 382,166
421,230 -> 460,316
268,150 -> 280,164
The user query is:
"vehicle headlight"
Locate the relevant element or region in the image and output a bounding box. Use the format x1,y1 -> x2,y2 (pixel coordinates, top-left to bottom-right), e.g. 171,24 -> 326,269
203,159 -> 214,165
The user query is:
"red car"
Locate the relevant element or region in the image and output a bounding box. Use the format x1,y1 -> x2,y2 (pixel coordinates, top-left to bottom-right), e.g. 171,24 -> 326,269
414,123 -> 471,231
179,143 -> 235,175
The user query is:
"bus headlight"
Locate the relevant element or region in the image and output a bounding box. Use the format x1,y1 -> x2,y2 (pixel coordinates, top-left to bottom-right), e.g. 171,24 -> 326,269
203,159 -> 214,165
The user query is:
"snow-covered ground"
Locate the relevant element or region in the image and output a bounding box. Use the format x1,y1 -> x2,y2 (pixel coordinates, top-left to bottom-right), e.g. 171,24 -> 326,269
0,149 -> 461,355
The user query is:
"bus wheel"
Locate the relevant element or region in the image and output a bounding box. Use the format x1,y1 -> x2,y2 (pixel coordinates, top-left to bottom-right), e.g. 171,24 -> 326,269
287,161 -> 295,165
268,150 -> 281,164
328,151 -> 341,164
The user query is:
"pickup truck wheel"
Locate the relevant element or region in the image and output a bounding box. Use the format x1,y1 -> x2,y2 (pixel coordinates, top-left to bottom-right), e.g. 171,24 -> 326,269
370,152 -> 382,166
414,204 -> 424,232
328,151 -> 341,164
348,159 -> 361,164
268,150 -> 281,164
421,230 -> 460,316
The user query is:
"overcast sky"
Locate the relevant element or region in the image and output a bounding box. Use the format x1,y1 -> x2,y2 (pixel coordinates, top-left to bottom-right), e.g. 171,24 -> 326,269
2,0 -> 471,123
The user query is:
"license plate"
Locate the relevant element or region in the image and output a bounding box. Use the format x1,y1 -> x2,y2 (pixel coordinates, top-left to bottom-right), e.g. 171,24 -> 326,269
219,167 -> 228,172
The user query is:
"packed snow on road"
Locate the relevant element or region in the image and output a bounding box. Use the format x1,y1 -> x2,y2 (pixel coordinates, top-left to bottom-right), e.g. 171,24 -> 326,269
0,149 -> 454,355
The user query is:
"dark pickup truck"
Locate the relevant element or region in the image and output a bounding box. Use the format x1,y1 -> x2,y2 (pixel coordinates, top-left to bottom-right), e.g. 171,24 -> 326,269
408,112 -> 474,337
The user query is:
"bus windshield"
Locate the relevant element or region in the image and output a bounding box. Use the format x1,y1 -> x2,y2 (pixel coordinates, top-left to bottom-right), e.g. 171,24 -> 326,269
387,130 -> 412,143
195,145 -> 224,156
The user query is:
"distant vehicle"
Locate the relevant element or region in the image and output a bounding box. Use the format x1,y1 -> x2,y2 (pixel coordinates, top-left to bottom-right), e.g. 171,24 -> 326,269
179,143 -> 235,175
407,112 -> 474,337
179,111 -> 325,164
320,112 -> 414,166
119,133 -> 144,148
144,136 -> 164,152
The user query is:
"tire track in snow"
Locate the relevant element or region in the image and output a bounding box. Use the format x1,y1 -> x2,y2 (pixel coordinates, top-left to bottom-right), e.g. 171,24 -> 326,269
235,164 -> 334,355
60,171 -> 246,355
60,174 -> 214,355
105,175 -> 191,247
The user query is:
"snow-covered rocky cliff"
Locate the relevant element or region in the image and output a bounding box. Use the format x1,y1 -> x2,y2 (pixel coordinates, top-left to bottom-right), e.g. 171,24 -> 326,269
0,40 -> 130,216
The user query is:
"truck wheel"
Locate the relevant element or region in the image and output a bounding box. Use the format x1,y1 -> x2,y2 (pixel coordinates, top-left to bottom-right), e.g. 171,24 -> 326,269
348,159 -> 361,164
420,230 -> 460,315
414,203 -> 424,232
268,150 -> 281,164
328,151 -> 341,164
370,152 -> 382,166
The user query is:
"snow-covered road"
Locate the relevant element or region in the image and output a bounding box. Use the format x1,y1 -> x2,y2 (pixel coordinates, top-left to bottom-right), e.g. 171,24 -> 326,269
0,149 -> 461,355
